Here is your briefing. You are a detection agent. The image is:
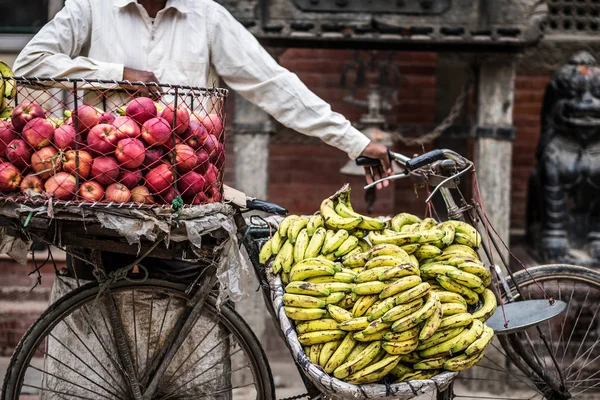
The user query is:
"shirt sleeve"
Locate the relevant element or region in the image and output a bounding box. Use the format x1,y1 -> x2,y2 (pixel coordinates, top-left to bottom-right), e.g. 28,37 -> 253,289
207,5 -> 370,160
13,0 -> 123,81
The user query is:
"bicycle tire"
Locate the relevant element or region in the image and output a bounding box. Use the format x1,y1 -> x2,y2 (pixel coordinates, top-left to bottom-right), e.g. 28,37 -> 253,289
1,279 -> 275,400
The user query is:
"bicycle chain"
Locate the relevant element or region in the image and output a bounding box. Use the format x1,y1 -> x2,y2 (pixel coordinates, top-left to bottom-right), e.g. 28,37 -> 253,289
279,393 -> 311,400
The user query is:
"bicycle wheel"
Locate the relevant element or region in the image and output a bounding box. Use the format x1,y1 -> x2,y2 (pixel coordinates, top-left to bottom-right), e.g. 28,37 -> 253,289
452,264 -> 600,399
2,278 -> 275,400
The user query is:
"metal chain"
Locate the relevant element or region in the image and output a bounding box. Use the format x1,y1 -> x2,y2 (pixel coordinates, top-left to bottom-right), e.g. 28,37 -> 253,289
392,79 -> 472,147
280,393 -> 311,400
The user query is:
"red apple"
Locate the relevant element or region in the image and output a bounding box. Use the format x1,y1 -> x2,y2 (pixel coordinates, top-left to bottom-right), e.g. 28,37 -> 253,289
91,156 -> 119,185
0,121 -> 18,154
195,149 -> 210,173
213,141 -> 225,166
200,113 -> 223,138
44,172 -> 76,200
142,147 -> 164,168
141,117 -> 171,146
126,97 -> 157,125
189,192 -> 209,205
201,134 -> 221,162
53,124 -> 77,150
62,150 -> 92,179
11,101 -> 45,132
115,138 -> 145,169
209,186 -> 222,202
20,175 -> 43,194
203,163 -> 219,190
0,162 -> 22,192
112,116 -> 140,139
31,147 -> 61,179
173,144 -> 198,173
160,104 -> 190,135
158,187 -> 179,204
78,180 -> 104,202
119,168 -> 143,189
183,120 -> 208,149
22,118 -> 55,149
105,183 -> 131,203
177,171 -> 206,197
6,139 -> 32,170
131,186 -> 154,204
87,124 -> 119,155
98,112 -> 115,125
73,105 -> 100,132
145,163 -> 174,194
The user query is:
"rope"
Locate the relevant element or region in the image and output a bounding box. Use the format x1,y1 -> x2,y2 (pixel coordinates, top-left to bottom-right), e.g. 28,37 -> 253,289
172,196 -> 184,227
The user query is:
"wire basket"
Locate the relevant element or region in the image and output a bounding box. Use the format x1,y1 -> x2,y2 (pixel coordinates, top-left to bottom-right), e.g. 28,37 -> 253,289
0,77 -> 228,208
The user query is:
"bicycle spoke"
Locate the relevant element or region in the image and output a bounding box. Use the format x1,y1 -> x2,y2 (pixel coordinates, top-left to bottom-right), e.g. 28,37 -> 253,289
563,336 -> 600,379
557,284 -> 575,360
565,301 -> 600,379
568,352 -> 600,386
560,285 -> 590,367
23,383 -> 99,400
145,289 -> 154,378
28,364 -> 115,400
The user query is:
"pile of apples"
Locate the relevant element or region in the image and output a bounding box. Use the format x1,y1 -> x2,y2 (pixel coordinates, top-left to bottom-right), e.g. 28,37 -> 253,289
0,97 -> 224,205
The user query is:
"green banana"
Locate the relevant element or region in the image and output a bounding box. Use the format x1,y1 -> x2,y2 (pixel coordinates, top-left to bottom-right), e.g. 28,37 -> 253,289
418,229 -> 445,243
400,243 -> 421,254
271,231 -> 283,255
334,272 -> 356,284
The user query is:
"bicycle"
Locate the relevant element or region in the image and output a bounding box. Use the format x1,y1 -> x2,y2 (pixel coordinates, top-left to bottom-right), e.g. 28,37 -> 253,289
1,148 -> 599,400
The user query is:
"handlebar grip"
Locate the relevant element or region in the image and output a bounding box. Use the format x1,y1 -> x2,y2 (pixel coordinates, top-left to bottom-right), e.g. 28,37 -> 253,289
405,149 -> 445,171
355,149 -> 393,167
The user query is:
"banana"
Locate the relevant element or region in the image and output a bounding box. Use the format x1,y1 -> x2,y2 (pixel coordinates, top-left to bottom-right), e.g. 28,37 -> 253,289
346,342 -> 369,361
313,282 -> 353,292
342,251 -> 370,268
400,352 -> 422,364
349,296 -> 376,318
396,369 -> 440,382
334,236 -> 359,257
351,229 -> 367,239
465,326 -> 494,355
368,231 -> 420,246
259,239 -> 273,264
283,293 -> 326,308
419,330 -> 467,358
306,214 -> 324,236
334,341 -> 382,379
321,199 -> 362,230
365,255 -> 410,270
454,232 -> 478,248
436,275 -> 479,305
271,231 -> 283,255
413,357 -> 448,370
367,296 -> 398,321
343,247 -> 362,260
446,270 -> 484,292
416,327 -> 466,351
391,213 -> 422,232
356,267 -> 392,284
445,256 -> 480,266
317,253 -> 337,262
0,106 -> 13,120
293,229 -> 310,264
296,319 -> 340,334
380,298 -> 424,323
408,255 -> 419,269
278,215 -> 298,239
390,293 -> 438,332
322,229 -> 349,255
420,264 -> 458,279
384,326 -> 420,342
446,220 -> 482,248
298,330 -> 347,346
324,333 -> 357,374
304,227 -> 327,259
369,244 -> 411,261
319,340 -> 341,367
353,329 -> 391,342
439,244 -> 479,260
438,313 -> 473,330
345,355 -> 400,385
0,61 -> 16,100
457,261 -> 492,287
357,238 -> 371,252
335,201 -> 386,231
378,264 -> 420,281
327,304 -> 354,323
382,338 -> 419,355
337,293 -> 356,309
353,281 -> 388,295
339,316 -> 370,331
390,363 -> 413,378
324,292 -> 346,304
472,288 -> 497,322
303,346 -> 311,357
360,318 -> 392,335
437,222 -> 456,247
419,300 -> 443,341
379,275 -> 422,299
389,282 -> 430,305
435,291 -> 468,307
290,263 -> 336,282
273,240 -> 294,274
452,319 -> 484,353
401,243 -> 421,254
334,272 -> 356,284
444,349 -> 485,371
418,229 -> 445,243
309,343 -> 323,364
281,272 -> 290,285
284,307 -> 328,321
441,302 -> 468,316
306,276 -> 337,284
401,223 -> 420,233
289,216 -> 309,244
415,244 -> 443,260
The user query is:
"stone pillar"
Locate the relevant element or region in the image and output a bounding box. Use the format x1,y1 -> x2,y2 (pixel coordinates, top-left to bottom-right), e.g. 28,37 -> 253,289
474,59 -> 516,264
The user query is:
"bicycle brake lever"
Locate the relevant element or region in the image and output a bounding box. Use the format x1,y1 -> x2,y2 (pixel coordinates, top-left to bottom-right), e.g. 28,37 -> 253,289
363,172 -> 410,190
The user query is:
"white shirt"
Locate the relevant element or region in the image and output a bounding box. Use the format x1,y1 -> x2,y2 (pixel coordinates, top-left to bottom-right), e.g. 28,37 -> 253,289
13,0 -> 371,159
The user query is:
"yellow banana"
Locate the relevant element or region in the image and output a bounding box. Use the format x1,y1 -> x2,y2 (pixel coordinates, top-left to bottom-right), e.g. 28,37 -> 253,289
419,300 -> 443,341
309,343 -> 323,364
415,244 -> 443,260
465,325 -> 494,355
416,327 -> 466,351
401,223 -> 420,233
400,352 -> 422,364
389,282 -> 431,305
401,243 -> 421,254
278,215 -> 298,239
290,262 -> 336,282
420,264 -> 458,279
396,369 -> 441,382
286,281 -> 330,296
324,333 -> 357,374
306,276 -> 337,284
418,229 -> 445,243
323,292 -> 346,304
443,349 -> 485,371
334,341 -> 382,379
281,272 -> 290,285
335,201 -> 386,231
446,220 -> 482,248
334,272 -> 356,284
441,302 -> 468,316
339,316 -> 370,331
319,340 -> 341,367
322,229 -> 349,255
293,229 -> 310,264
437,222 -> 456,247
472,288 -> 497,322
369,244 -> 411,261
438,313 -> 473,330
284,307 -> 328,321
380,298 -> 424,323
352,294 -> 379,317
368,231 -> 420,246
298,330 -> 347,346
346,342 -> 369,361
317,253 -> 337,262
435,291 -> 468,307
379,275 -> 422,299
378,264 -> 420,281
365,255 -> 410,270
283,293 -> 326,308
345,355 -> 400,385
437,275 -> 479,305
408,255 -> 419,269
457,261 -> 492,287
382,338 -> 419,355
419,330 -> 467,358
342,251 -> 370,268
439,244 -> 479,260
327,304 -> 354,322
454,232 -> 479,248
321,199 -> 362,230
304,227 -> 326,259
353,281 -> 388,295
356,267 -> 392,284
384,326 -> 420,342
413,357 -> 448,370
353,329 -> 391,342
445,256 -> 481,266
390,293 -> 438,332
360,318 -> 392,335
351,229 -> 367,239
342,247 -> 362,260
259,239 -> 273,264
357,238 -> 371,252
296,318 -> 339,334
452,319 -> 484,353
306,214 -> 324,236
273,240 -> 294,274
289,216 -> 309,244
313,282 -> 354,292
390,363 -> 413,378
334,236 -> 359,257
271,231 -> 283,255
0,61 -> 16,100
419,217 -> 437,231
391,213 -> 421,232
446,270 -> 484,292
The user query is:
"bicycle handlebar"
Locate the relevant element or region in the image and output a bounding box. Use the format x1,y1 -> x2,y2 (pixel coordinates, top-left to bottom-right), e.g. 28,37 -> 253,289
405,149 -> 446,171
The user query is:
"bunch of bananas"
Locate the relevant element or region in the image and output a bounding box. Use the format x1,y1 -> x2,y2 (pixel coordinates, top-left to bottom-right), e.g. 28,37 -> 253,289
0,61 -> 16,120
262,186 -> 497,385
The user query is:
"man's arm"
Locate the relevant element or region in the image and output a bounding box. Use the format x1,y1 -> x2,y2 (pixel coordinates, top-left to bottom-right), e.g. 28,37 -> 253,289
13,0 -> 123,80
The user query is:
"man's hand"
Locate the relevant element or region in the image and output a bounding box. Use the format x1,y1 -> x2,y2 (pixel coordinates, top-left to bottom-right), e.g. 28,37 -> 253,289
360,141 -> 393,190
122,67 -> 161,98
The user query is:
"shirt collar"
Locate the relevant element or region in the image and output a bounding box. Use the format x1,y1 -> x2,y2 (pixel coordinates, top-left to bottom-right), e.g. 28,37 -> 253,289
113,0 -> 190,14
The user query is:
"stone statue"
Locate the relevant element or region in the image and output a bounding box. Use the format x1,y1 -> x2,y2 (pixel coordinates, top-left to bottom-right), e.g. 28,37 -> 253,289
527,51 -> 600,264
